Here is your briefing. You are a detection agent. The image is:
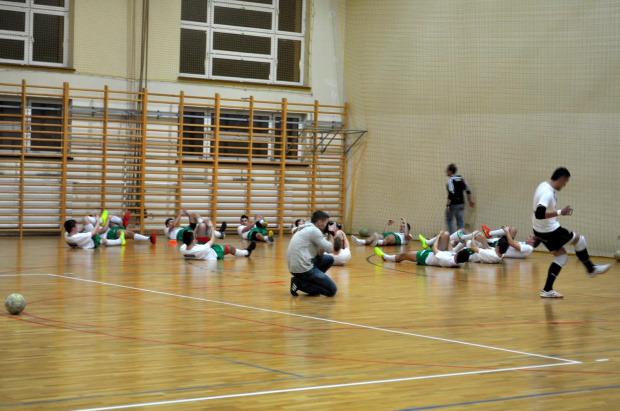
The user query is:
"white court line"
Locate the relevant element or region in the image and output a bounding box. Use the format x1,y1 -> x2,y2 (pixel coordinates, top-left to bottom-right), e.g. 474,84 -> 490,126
77,363 -> 575,411
43,273 -> 579,364
9,274 -> 582,409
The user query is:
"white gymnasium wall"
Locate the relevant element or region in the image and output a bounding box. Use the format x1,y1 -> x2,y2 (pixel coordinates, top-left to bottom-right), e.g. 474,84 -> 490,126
341,0 -> 620,257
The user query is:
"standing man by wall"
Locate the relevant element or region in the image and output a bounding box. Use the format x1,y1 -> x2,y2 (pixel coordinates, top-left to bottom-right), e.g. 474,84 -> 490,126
445,164 -> 475,233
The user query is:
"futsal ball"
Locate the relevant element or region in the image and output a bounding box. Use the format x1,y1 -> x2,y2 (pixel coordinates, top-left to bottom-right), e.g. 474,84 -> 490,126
5,293 -> 26,315
359,227 -> 369,237
614,250 -> 620,262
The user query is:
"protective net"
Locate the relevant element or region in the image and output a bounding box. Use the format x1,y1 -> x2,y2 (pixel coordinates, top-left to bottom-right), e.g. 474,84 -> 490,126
340,0 -> 620,257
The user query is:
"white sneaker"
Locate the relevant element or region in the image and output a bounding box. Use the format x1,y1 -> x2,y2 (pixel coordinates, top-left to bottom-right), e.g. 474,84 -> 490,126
540,289 -> 563,298
370,232 -> 379,247
589,264 -> 611,278
351,235 -> 365,245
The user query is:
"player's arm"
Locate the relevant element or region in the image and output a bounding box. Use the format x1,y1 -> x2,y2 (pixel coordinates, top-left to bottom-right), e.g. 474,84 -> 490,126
89,215 -> 101,238
402,218 -> 412,240
170,211 -> 185,229
318,223 -> 336,253
341,231 -> 350,249
432,231 -> 443,255
98,217 -> 111,234
205,220 -> 216,247
469,231 -> 481,253
241,218 -> 258,233
384,219 -> 394,233
446,180 -> 455,210
535,202 -> 573,219
464,180 -> 475,207
503,226 -> 520,251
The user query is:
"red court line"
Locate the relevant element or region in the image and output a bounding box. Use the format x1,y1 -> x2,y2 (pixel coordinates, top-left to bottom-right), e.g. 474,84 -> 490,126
4,313 -> 620,376
23,294 -> 304,331
20,291 -> 617,335
0,313 -> 538,371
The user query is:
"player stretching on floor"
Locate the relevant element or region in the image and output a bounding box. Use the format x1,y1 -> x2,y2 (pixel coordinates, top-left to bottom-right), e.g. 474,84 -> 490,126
352,218 -> 412,247
376,230 -> 470,268
180,222 -> 256,260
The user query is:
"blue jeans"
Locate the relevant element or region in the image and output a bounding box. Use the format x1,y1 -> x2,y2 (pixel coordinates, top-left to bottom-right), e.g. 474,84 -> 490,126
446,203 -> 465,234
291,255 -> 337,297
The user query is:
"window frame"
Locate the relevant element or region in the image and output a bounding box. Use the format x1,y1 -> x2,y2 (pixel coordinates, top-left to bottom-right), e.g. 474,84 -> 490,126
180,0 -> 306,86
180,109 -> 305,163
0,0 -> 70,67
0,98 -> 65,154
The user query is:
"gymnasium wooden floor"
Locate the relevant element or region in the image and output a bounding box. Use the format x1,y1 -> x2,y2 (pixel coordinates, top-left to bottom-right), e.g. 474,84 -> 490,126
1,234 -> 619,410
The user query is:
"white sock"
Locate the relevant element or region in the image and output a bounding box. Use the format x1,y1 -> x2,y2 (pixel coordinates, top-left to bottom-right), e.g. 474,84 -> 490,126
106,238 -> 122,246
383,253 -> 396,262
353,236 -> 364,245
490,228 -> 505,237
377,239 -> 383,245
87,216 -> 97,224
134,234 -> 150,242
460,233 -> 473,241
110,215 -> 123,225
450,232 -> 460,242
197,218 -> 204,224
215,230 -> 222,238
84,224 -> 94,232
426,236 -> 437,246
234,249 -> 248,257
453,242 -> 465,252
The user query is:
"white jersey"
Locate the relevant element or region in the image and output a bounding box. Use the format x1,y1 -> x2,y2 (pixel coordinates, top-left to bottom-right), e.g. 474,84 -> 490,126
65,232 -> 95,249
180,243 -> 217,260
164,226 -> 182,240
469,247 -> 502,264
533,181 -> 560,233
504,243 -> 534,259
326,248 -> 351,266
425,251 -> 462,268
394,232 -> 411,245
237,225 -> 250,240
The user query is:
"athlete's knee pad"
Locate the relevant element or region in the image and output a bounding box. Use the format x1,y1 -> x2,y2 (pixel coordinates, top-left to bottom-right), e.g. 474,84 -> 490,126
574,235 -> 587,252
553,253 -> 569,267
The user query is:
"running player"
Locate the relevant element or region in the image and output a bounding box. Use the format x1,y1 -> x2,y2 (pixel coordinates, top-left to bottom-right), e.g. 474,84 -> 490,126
533,167 -> 611,298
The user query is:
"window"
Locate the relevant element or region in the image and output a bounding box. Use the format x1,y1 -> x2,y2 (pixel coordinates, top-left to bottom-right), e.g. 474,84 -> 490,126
276,116 -> 301,159
182,110 -> 210,155
0,0 -> 69,67
180,0 -> 305,85
0,100 -> 63,153
181,110 -> 304,162
217,113 -> 270,159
